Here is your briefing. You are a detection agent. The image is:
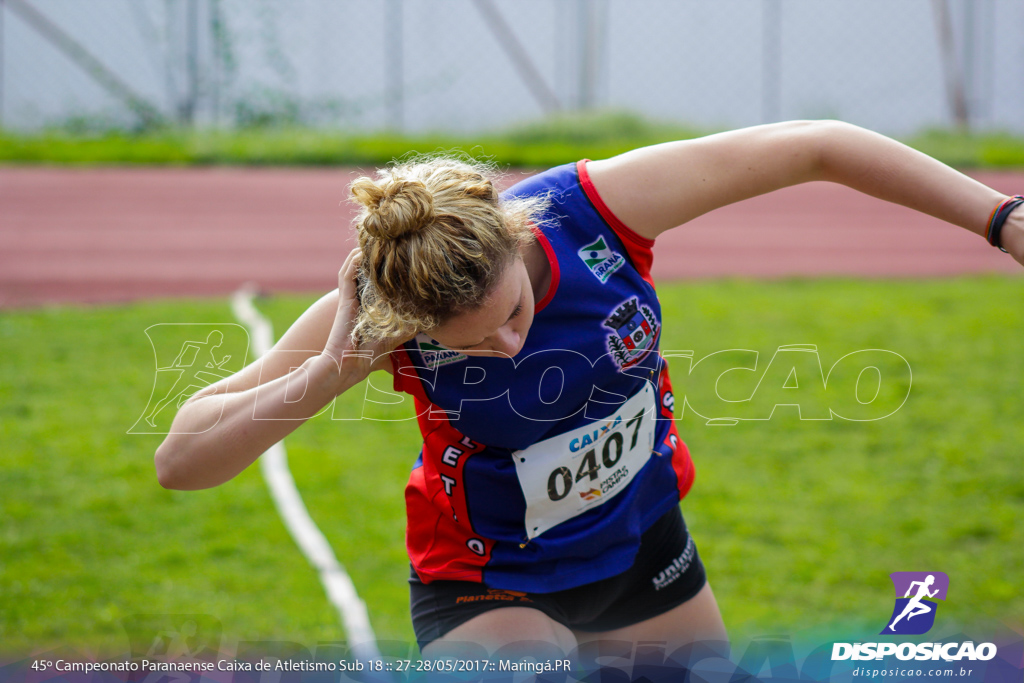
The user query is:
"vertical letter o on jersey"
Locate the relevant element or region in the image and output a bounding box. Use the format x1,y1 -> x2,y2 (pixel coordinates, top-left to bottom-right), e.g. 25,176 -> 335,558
466,539 -> 486,556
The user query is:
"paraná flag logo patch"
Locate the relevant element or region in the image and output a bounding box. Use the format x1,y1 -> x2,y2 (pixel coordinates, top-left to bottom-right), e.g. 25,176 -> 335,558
577,236 -> 625,283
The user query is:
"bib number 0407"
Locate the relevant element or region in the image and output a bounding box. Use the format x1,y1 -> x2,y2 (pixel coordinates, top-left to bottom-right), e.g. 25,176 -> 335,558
546,408 -> 645,501
513,382 -> 656,539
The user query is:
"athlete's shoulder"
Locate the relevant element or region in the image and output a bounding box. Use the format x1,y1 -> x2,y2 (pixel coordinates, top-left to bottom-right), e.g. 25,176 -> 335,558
502,161 -> 581,201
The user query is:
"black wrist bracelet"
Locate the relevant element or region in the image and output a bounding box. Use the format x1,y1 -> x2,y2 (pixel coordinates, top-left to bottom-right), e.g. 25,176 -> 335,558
987,195 -> 1024,253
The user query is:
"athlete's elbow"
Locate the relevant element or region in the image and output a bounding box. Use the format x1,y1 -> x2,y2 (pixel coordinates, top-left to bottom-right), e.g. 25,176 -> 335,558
154,441 -> 198,490
154,444 -> 180,489
783,119 -> 842,181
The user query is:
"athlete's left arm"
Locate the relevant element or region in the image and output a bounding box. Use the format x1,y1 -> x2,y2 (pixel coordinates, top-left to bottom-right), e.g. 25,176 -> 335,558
585,120 -> 1024,266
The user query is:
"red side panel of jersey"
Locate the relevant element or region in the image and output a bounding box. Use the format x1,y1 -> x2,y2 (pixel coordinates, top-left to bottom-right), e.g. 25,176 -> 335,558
658,364 -> 696,500
395,347 -> 496,583
576,159 -> 656,288
405,466 -> 494,583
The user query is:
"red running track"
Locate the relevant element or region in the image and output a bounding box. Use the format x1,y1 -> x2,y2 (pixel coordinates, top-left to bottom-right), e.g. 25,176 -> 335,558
1,167 -> 1021,308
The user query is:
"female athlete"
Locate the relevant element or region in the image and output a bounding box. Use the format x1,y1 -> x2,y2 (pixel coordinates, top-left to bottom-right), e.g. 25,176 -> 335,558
154,121 -> 1024,657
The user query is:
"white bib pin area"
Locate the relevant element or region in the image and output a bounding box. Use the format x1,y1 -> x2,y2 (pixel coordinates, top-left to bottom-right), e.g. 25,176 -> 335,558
513,383 -> 657,540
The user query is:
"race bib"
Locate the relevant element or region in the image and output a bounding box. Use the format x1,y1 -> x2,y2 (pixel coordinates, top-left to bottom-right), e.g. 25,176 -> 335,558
513,383 -> 656,539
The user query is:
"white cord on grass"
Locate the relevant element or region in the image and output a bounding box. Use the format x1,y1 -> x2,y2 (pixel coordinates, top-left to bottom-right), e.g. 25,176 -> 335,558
231,285 -> 383,664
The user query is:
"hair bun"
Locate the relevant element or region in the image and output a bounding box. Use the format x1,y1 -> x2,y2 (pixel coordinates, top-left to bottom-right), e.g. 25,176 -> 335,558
352,177 -> 435,240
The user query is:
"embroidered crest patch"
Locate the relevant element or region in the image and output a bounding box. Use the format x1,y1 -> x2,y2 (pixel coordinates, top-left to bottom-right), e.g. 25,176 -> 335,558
603,297 -> 660,370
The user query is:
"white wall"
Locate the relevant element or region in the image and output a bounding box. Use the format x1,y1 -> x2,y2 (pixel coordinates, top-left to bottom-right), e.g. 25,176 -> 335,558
2,0 -> 1021,135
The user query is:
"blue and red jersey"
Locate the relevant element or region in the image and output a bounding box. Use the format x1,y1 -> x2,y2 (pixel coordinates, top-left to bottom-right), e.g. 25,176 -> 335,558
390,160 -> 694,593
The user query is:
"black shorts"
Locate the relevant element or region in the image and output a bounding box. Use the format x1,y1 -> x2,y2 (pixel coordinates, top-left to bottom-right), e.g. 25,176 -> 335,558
409,505 -> 706,648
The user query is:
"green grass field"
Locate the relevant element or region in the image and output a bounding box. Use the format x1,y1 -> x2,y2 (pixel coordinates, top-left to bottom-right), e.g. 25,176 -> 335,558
2,277 -> 1023,658
3,111 -> 1024,169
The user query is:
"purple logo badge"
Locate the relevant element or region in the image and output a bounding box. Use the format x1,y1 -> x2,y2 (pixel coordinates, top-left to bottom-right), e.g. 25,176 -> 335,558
881,572 -> 949,635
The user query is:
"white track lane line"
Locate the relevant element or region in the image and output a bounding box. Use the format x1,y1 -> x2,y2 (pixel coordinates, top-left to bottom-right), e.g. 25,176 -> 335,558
231,286 -> 383,664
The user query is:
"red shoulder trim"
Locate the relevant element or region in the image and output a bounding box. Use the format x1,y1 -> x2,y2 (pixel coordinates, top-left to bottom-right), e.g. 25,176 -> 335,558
576,159 -> 655,287
390,345 -> 430,403
530,225 -> 560,312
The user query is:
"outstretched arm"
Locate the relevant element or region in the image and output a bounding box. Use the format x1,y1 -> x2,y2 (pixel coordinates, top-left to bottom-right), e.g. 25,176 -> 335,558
586,120 -> 1024,265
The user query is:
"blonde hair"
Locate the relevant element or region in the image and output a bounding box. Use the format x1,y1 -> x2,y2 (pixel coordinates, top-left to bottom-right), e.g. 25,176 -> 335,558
350,156 -> 548,342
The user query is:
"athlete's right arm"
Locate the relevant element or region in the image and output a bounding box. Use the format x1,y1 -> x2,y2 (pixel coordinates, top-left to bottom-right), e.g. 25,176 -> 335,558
154,249 -> 394,491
